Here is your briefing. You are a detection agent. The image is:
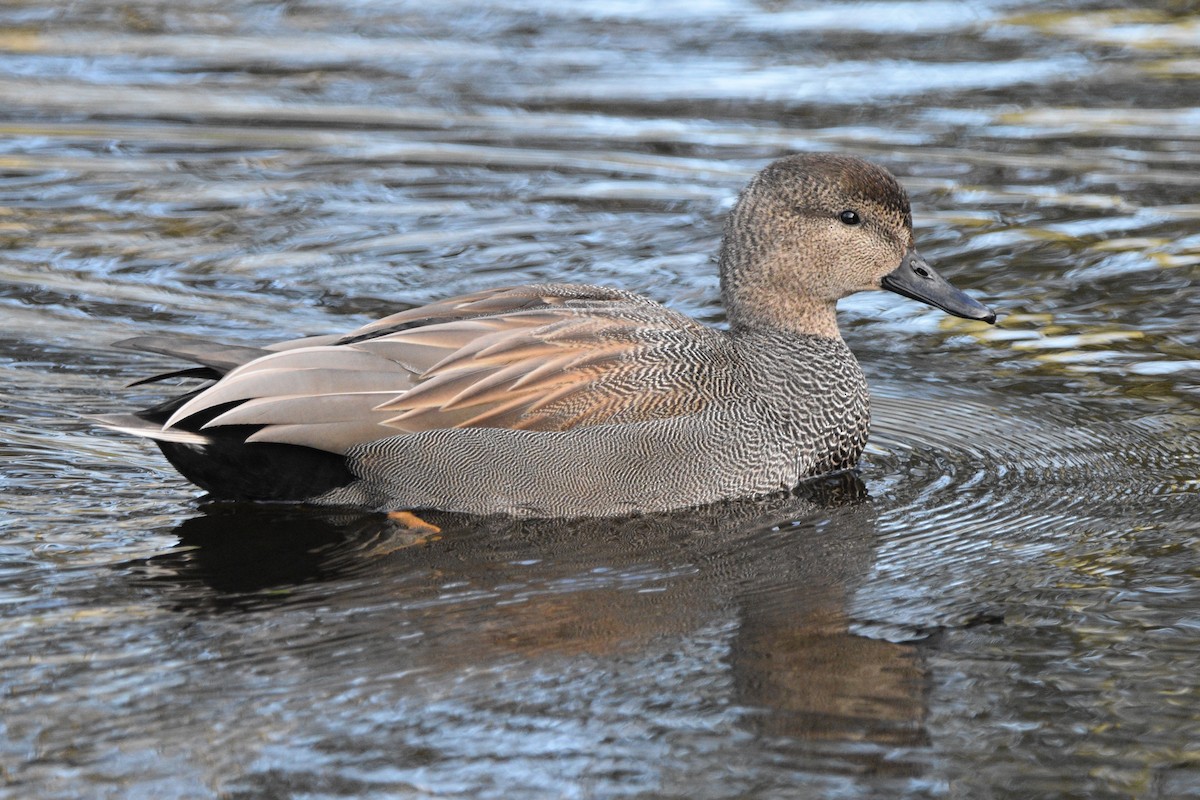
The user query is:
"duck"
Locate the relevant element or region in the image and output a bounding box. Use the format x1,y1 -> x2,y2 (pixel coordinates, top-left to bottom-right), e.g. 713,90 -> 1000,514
95,154 -> 995,518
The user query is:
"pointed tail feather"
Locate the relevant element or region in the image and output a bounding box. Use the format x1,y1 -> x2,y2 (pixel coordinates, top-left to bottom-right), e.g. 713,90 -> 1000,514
89,413 -> 212,445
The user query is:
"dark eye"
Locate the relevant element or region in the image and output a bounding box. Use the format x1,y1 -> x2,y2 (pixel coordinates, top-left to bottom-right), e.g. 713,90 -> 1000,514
839,210 -> 861,226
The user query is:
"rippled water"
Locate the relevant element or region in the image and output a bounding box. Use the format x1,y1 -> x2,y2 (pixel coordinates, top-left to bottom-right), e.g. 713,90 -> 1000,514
2,1 -> 1198,798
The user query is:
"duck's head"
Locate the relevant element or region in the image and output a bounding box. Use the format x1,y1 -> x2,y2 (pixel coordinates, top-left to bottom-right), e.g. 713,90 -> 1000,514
719,154 -> 996,338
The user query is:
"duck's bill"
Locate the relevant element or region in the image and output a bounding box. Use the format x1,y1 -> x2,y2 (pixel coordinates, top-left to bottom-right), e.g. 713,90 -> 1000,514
881,249 -> 996,323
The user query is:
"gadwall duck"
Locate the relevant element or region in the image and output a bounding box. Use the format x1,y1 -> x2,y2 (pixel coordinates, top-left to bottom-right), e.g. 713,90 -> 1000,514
96,154 -> 995,517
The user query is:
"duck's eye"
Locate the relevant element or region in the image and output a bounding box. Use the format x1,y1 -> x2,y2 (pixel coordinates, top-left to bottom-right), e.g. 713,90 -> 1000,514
839,210 -> 862,226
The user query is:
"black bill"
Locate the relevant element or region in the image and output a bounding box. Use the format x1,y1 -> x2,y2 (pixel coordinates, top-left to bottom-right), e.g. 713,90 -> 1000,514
881,249 -> 996,323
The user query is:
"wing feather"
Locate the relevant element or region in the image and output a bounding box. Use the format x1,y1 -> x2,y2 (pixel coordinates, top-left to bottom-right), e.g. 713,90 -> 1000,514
205,392 -> 398,427
145,283 -> 723,454
245,420 -> 394,453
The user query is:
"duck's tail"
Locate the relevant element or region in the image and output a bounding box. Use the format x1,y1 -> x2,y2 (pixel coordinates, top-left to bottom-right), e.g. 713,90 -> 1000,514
92,336 -> 357,503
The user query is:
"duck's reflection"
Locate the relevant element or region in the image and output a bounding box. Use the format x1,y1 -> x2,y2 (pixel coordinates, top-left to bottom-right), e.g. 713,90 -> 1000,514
728,503 -> 927,746
128,471 -> 923,748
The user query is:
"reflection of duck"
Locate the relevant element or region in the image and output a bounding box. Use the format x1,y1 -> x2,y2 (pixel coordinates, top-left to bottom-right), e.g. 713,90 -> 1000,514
96,155 -> 993,516
134,471 -> 871,600
133,471 -> 923,753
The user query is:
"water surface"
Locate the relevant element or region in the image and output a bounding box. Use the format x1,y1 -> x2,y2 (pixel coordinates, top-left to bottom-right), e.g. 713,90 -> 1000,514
2,1 -> 1198,798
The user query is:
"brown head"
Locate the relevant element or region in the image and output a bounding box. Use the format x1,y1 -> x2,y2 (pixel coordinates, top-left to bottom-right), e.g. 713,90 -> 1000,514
718,154 -> 994,338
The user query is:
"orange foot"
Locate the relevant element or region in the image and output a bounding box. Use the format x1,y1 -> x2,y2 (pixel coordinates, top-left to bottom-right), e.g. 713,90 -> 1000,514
386,510 -> 442,534
368,511 -> 444,556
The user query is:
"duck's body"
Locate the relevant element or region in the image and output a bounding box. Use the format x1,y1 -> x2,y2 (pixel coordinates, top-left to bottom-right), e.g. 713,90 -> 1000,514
96,155 -> 994,517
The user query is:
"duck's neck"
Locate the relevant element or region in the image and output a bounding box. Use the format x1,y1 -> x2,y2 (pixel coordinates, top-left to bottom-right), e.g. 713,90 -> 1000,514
719,248 -> 843,340
724,292 -> 842,340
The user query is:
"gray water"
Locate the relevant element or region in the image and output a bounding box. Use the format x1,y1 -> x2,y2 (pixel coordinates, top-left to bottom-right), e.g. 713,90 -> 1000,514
2,1 -> 1199,798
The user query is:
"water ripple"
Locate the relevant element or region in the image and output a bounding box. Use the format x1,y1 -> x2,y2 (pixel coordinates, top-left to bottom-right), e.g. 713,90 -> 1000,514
4,0 -> 1200,798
